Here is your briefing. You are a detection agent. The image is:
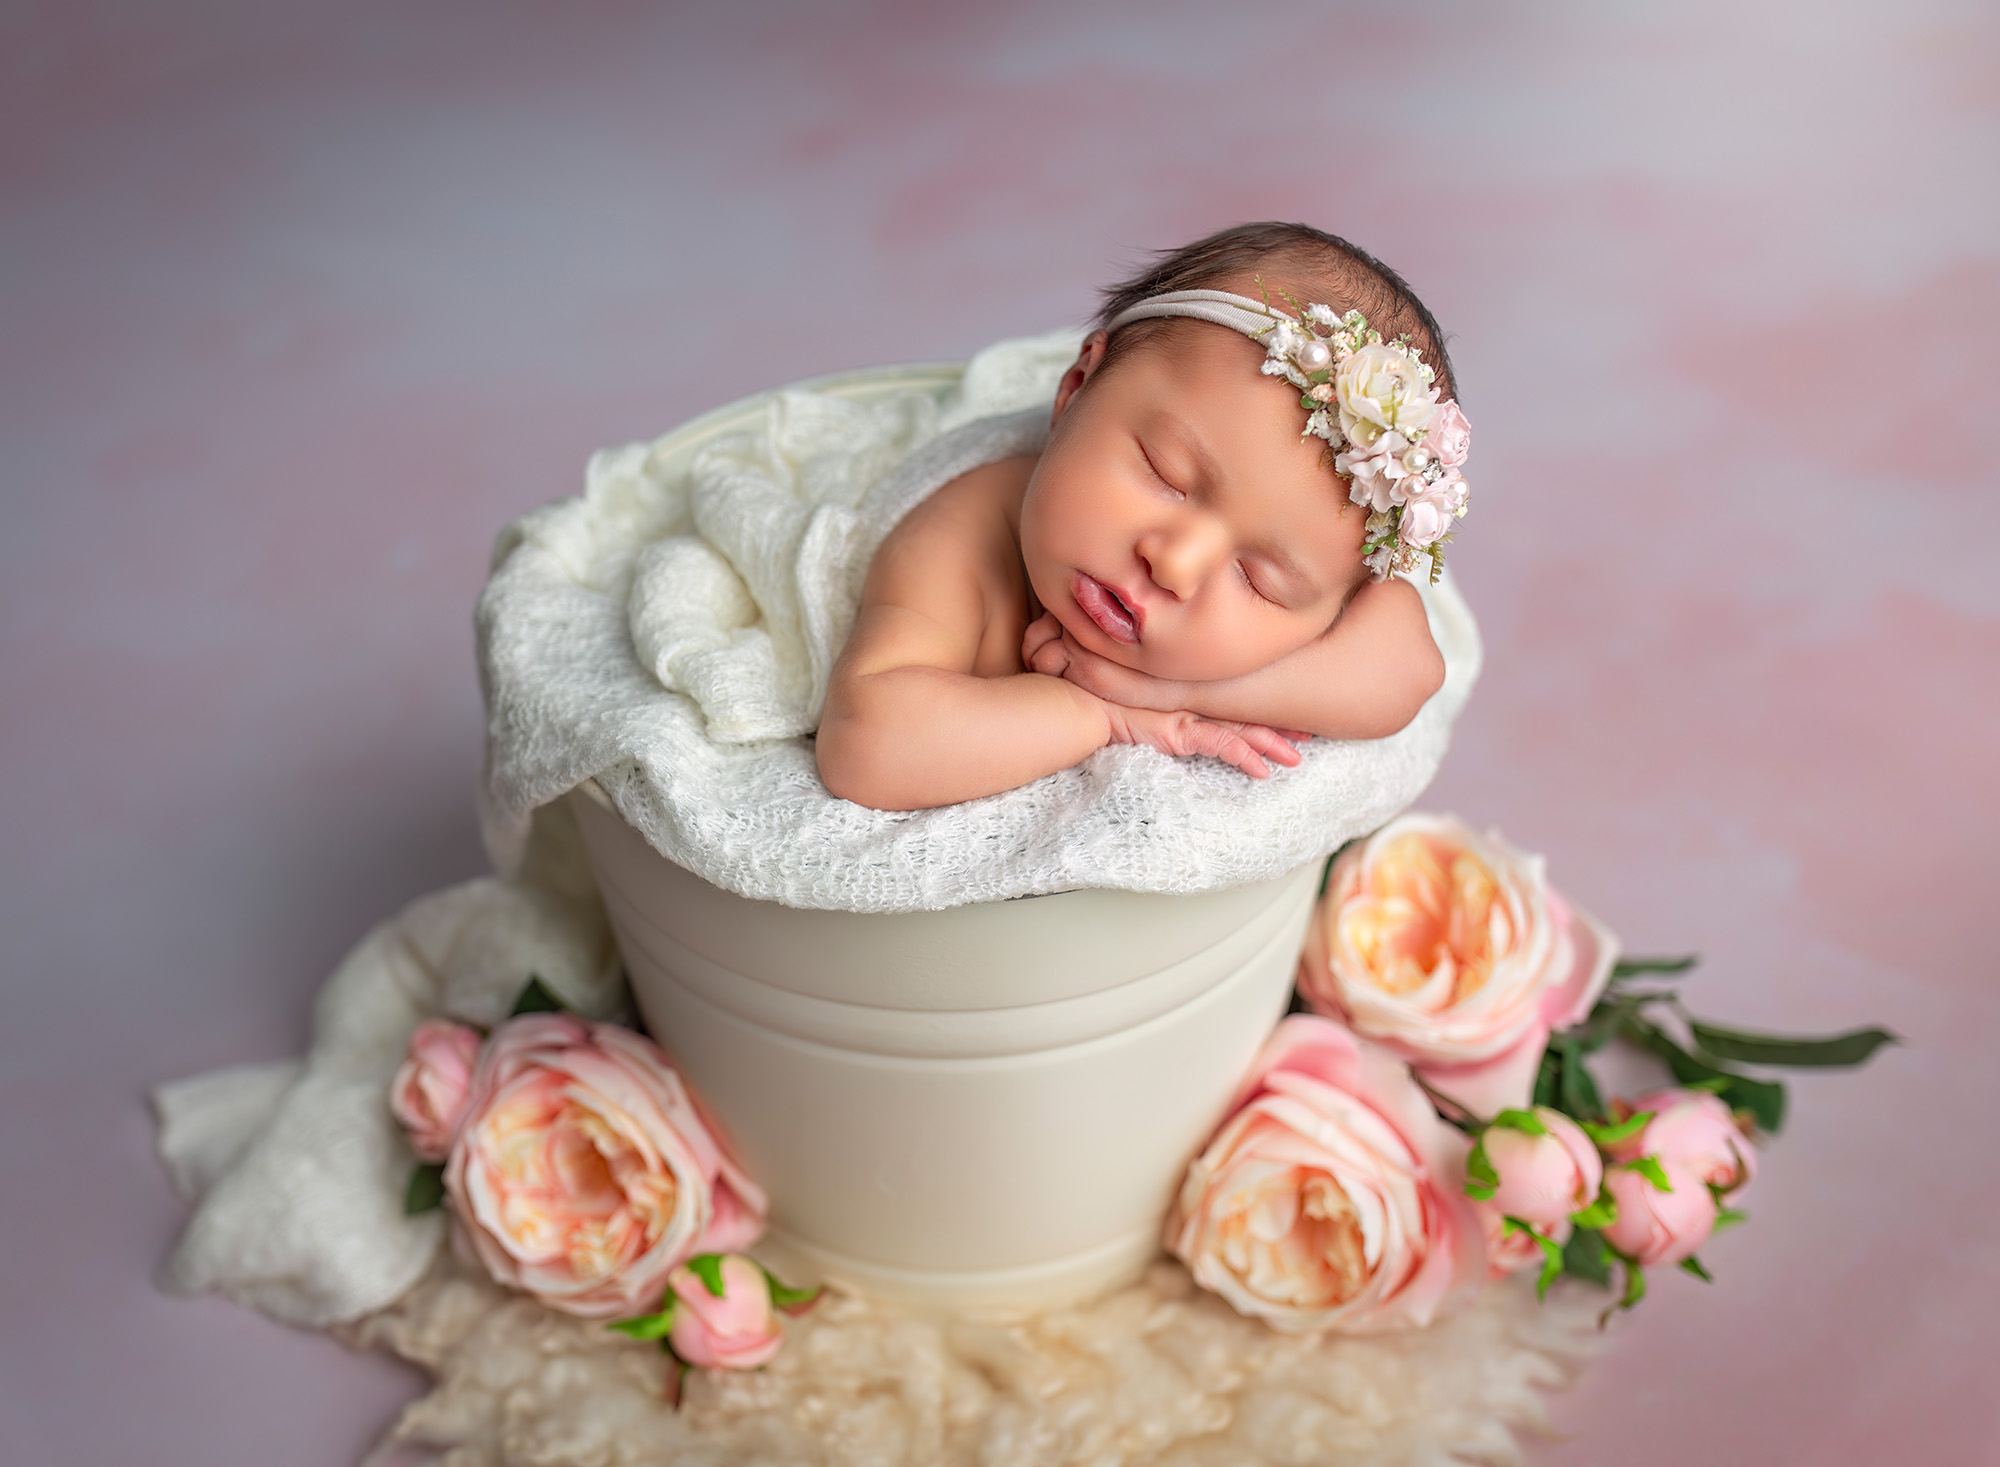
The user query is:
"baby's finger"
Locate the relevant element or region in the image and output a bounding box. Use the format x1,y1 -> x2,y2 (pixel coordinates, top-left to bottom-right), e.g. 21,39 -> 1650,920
1190,721 -> 1271,779
1236,723 -> 1304,768
1020,612 -> 1063,662
1027,639 -> 1071,676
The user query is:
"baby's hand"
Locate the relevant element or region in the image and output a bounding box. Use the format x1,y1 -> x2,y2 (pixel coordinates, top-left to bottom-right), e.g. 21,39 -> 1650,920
1098,703 -> 1304,780
1022,612 -> 1188,711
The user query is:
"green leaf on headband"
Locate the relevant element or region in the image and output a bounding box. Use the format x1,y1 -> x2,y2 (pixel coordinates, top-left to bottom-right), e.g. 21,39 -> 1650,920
1609,955 -> 1699,982
1680,1255 -> 1714,1283
608,1297 -> 679,1340
1688,1021 -> 1899,1069
686,1253 -> 728,1297
1489,1107 -> 1549,1136
1620,1015 -> 1788,1134
509,975 -> 567,1017
1570,1191 -> 1619,1231
1581,1112 -> 1652,1148
1624,1155 -> 1674,1192
1561,1228 -> 1613,1288
759,1265 -> 823,1312
403,1162 -> 446,1215
1464,1138 -> 1499,1201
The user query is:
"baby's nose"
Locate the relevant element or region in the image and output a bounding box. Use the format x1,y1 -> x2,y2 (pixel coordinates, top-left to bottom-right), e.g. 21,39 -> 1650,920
1138,519 -> 1228,599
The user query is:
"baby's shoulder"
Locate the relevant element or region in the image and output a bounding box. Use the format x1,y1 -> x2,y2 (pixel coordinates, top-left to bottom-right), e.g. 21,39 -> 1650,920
872,454 -> 1035,576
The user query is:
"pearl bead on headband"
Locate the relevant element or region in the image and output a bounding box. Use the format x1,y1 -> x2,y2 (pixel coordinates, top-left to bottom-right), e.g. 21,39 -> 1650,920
1103,287 -> 1471,584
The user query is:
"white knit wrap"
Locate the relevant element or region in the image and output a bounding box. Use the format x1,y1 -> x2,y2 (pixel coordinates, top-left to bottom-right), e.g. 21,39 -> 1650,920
476,329 -> 1482,913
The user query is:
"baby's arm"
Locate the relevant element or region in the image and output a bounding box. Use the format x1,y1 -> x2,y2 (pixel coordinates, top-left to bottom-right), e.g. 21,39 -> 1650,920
818,464 -> 1300,811
1026,576 -> 1445,743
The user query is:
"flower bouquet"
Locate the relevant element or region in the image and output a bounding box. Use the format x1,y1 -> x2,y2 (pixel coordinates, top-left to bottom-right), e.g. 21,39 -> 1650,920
1170,814 -> 1893,1330
383,812 -> 1891,1399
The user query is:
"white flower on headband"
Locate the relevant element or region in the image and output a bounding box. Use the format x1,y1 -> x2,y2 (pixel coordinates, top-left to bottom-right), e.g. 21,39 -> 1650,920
1249,288 -> 1470,584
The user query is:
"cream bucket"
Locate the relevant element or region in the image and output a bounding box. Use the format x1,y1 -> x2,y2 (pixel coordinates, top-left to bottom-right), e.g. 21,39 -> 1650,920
570,782 -> 1318,1312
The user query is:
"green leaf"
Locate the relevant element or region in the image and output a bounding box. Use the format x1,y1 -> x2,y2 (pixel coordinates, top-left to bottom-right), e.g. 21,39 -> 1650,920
1713,1206 -> 1749,1232
1581,1111 -> 1652,1148
1570,1191 -> 1619,1231
1557,1043 -> 1606,1123
1621,1015 -> 1788,1134
1688,1021 -> 1899,1070
759,1264 -> 823,1311
403,1162 -> 446,1215
1609,955 -> 1699,982
1624,1155 -> 1673,1192
1620,1260 -> 1648,1313
1489,1107 -> 1549,1136
1532,1047 -> 1562,1109
1464,1138 -> 1499,1201
1561,1227 -> 1613,1287
608,1297 -> 679,1340
1680,1255 -> 1714,1283
686,1253 -> 729,1297
509,975 -> 567,1017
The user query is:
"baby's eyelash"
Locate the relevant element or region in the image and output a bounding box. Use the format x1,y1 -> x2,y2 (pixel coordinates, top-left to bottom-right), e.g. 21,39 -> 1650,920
1138,444 -> 1184,496
1239,561 -> 1280,605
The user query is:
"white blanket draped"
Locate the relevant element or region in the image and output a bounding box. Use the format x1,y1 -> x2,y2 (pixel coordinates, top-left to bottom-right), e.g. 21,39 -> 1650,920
475,331 -> 1482,913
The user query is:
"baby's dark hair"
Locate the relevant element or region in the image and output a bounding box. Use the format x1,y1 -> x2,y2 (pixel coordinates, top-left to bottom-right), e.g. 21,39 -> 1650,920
1091,221 -> 1456,402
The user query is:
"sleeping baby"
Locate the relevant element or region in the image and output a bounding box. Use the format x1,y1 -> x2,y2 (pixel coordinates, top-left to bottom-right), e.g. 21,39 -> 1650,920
816,221 -> 1471,812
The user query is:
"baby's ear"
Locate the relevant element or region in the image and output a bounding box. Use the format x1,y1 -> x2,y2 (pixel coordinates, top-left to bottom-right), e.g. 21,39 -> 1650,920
1051,331 -> 1111,424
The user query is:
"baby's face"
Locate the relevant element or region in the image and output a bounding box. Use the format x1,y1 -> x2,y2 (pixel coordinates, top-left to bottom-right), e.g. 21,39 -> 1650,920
1020,326 -> 1367,683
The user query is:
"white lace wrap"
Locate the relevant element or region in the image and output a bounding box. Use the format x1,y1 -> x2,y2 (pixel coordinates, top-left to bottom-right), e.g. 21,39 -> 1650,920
477,330 -> 1482,913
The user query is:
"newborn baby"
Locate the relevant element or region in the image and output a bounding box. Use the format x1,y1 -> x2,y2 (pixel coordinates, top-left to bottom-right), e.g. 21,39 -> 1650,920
818,222 -> 1469,812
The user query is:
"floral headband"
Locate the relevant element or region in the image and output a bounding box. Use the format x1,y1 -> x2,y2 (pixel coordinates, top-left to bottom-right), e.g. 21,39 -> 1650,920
1102,286 -> 1470,583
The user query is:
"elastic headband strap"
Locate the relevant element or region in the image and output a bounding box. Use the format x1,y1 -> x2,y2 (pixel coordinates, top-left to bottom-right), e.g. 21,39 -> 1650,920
1102,289 -> 1284,341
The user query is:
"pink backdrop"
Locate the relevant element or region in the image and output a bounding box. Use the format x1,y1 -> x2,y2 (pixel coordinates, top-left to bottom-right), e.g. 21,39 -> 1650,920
4,2 -> 1996,1461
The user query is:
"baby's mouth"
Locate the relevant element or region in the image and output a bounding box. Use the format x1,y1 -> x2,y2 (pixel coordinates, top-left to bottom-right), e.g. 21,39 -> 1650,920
1073,572 -> 1141,644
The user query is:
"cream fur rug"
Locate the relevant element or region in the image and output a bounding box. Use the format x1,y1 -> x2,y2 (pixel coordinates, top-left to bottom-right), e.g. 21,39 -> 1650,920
340,1256 -> 1601,1467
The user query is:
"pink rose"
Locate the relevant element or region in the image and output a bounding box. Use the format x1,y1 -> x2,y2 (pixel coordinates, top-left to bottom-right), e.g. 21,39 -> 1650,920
1167,1016 -> 1483,1334
1600,1159 -> 1717,1267
1481,1107 -> 1603,1230
666,1254 -> 784,1370
1609,1088 -> 1757,1200
444,1014 -> 767,1317
1396,486 -> 1458,550
1425,400 -> 1471,469
1298,815 -> 1618,1117
390,1018 -> 482,1161
1475,1201 -> 1570,1281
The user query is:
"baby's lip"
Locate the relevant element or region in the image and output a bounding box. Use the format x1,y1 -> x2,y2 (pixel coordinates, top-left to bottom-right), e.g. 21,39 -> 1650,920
1073,572 -> 1142,643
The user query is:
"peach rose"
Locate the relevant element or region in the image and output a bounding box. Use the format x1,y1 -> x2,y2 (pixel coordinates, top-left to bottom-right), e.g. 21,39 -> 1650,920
666,1254 -> 784,1370
390,1018 -> 482,1161
444,1014 -> 767,1317
1609,1088 -> 1757,1200
1298,815 -> 1618,1117
1168,1016 -> 1482,1334
1600,1159 -> 1717,1267
1481,1107 -> 1603,1230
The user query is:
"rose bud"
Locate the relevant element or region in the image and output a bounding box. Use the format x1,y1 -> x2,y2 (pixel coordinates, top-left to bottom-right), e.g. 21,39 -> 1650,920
1480,1107 -> 1604,1230
390,1018 -> 482,1161
1609,1088 -> 1757,1201
667,1254 -> 783,1370
1601,1159 -> 1718,1267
